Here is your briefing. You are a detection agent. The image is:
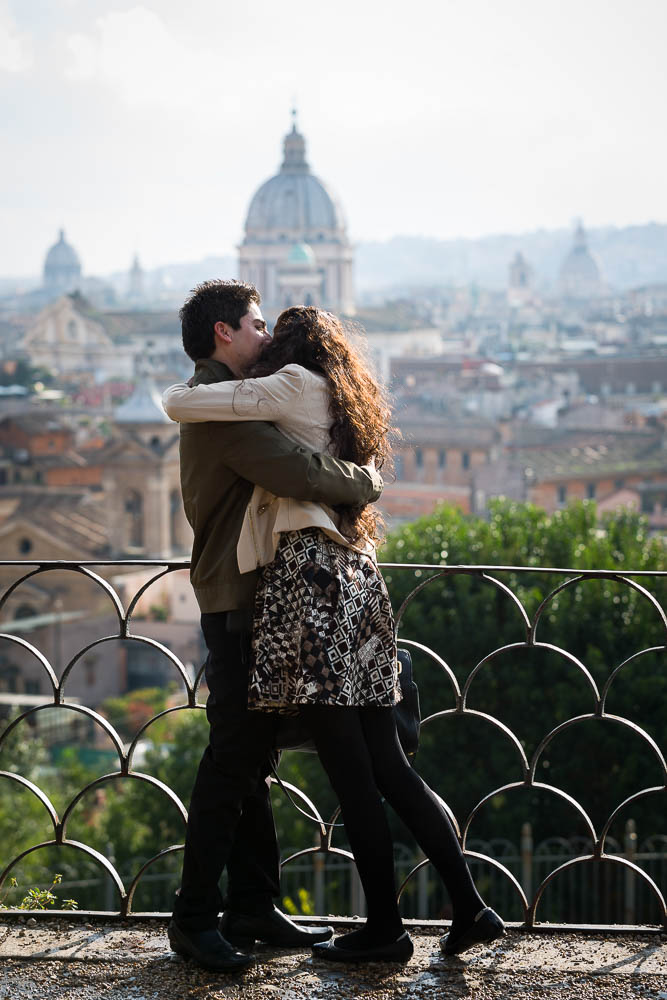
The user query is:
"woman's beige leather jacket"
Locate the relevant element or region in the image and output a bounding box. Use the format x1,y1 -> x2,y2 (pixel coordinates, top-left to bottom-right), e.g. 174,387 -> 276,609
163,364 -> 375,573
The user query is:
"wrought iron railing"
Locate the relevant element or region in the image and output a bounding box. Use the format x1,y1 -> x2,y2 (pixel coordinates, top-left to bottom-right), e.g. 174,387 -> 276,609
0,559 -> 665,930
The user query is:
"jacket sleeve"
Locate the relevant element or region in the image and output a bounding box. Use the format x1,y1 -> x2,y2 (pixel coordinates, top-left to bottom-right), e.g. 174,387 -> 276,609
163,366 -> 305,423
210,419 -> 383,505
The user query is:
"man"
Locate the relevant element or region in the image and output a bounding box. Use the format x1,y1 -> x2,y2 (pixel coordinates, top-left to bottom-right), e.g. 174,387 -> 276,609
164,280 -> 383,972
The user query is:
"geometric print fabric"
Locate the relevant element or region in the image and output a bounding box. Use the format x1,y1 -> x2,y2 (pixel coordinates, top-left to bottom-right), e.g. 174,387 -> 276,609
249,529 -> 401,711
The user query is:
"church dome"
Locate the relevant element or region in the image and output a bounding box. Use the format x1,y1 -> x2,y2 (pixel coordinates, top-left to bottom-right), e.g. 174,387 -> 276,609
560,222 -> 603,298
43,229 -> 82,293
238,114 -> 355,316
244,123 -> 346,239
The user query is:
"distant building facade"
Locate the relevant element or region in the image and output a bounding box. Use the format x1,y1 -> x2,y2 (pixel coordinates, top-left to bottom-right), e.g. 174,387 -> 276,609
20,293 -> 133,379
239,115 -> 354,316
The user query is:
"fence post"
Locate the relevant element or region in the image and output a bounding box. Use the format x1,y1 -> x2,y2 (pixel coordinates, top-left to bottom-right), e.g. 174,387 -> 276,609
624,818 -> 637,925
313,835 -> 325,917
105,842 -> 115,912
521,822 -> 533,905
417,852 -> 429,918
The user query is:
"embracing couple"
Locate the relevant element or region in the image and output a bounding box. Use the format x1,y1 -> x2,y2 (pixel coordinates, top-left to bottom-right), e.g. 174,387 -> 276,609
162,280 -> 504,972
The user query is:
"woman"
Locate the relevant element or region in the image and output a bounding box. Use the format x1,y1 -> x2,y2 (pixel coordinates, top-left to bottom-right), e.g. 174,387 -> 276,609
163,306 -> 503,963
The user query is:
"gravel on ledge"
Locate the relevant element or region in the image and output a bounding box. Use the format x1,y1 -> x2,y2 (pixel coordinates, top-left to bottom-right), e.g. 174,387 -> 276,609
0,920 -> 666,1000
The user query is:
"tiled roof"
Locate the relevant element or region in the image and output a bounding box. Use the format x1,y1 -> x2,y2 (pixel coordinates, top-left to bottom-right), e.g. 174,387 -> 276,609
0,413 -> 70,435
30,449 -> 94,469
99,311 -> 180,340
395,407 -> 499,448
557,404 -> 635,430
0,488 -> 110,556
510,434 -> 665,481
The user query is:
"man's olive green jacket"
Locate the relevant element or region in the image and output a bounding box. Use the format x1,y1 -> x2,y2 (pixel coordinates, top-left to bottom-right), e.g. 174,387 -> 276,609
179,358 -> 384,613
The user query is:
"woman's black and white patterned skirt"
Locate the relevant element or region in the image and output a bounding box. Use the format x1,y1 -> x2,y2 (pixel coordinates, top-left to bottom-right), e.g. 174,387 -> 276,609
249,529 -> 401,710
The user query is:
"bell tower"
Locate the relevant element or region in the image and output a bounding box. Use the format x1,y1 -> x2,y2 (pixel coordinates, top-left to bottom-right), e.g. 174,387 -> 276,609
103,380 -> 190,558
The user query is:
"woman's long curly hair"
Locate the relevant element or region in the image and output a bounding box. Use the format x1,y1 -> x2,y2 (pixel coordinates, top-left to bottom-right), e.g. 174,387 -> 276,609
246,306 -> 394,544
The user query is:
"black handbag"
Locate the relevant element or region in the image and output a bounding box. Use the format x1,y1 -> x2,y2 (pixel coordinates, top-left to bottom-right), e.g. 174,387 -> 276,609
394,647 -> 420,759
274,647 -> 420,759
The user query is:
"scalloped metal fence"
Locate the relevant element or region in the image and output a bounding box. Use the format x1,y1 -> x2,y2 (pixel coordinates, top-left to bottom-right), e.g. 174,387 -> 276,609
0,558 -> 665,929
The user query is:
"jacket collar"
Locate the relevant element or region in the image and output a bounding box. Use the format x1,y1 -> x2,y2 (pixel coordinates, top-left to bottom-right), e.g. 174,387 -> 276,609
193,357 -> 234,385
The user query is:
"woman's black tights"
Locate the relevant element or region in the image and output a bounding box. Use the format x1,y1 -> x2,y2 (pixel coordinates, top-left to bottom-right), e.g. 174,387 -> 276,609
301,704 -> 484,947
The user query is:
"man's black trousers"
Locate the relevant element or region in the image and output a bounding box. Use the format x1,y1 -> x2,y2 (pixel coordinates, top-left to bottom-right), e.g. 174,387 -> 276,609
173,612 -> 280,931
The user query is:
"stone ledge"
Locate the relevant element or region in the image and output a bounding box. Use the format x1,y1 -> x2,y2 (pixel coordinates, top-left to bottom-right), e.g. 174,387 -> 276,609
0,921 -> 666,1000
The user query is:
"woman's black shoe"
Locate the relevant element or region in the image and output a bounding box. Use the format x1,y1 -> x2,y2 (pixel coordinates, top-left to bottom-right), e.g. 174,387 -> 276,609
312,930 -> 413,964
168,920 -> 255,972
440,907 -> 505,956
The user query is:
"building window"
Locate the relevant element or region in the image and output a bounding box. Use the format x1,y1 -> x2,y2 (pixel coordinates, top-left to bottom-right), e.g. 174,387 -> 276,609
18,537 -> 32,555
415,447 -> 423,468
124,490 -> 144,548
462,451 -> 470,470
557,485 -> 567,505
394,455 -> 404,479
614,478 -> 625,490
25,679 -> 41,695
587,483 -> 596,499
438,449 -> 447,468
15,603 -> 37,620
0,668 -> 18,694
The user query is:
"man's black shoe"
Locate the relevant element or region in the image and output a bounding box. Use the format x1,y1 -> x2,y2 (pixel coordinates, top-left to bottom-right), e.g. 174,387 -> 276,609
439,907 -> 505,956
219,906 -> 333,949
168,919 -> 254,972
312,930 -> 414,964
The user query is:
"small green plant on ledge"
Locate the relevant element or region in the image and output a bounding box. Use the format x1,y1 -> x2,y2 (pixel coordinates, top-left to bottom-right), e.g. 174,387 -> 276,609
0,874 -> 78,911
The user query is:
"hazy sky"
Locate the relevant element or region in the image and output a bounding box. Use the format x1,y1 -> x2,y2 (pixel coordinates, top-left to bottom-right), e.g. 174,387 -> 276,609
2,0 -> 666,277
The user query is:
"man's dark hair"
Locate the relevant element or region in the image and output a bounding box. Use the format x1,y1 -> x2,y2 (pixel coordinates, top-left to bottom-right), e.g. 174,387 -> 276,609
179,280 -> 261,361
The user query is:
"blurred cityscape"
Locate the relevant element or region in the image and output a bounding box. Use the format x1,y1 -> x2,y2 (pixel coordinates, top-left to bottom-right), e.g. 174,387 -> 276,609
1,115 -> 666,731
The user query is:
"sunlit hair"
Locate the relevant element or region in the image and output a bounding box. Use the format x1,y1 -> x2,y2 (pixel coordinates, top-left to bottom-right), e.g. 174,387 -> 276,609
246,306 -> 394,544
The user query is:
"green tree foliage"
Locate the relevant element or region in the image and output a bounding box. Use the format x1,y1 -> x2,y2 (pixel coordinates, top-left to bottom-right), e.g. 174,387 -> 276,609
0,358 -> 53,389
99,687 -> 169,744
0,716 -> 50,866
380,500 -> 666,848
0,718 -> 106,906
